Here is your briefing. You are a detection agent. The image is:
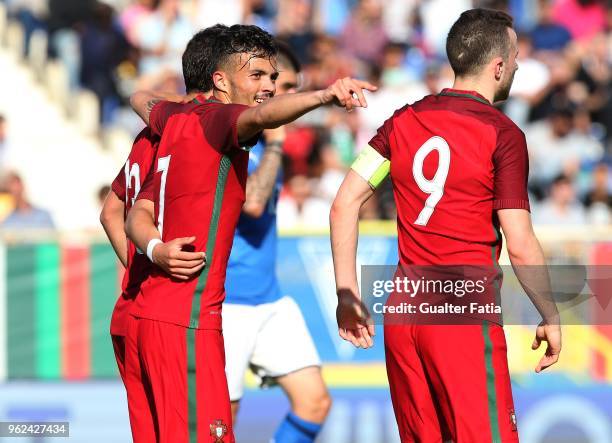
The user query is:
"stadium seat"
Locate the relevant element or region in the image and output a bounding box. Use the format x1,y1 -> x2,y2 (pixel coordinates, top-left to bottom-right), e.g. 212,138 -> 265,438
28,29 -> 47,81
6,21 -> 24,60
0,3 -> 6,46
45,60 -> 69,109
74,90 -> 100,136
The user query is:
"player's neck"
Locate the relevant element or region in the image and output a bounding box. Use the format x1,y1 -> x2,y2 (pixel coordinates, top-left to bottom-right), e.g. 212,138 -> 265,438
212,90 -> 232,104
451,78 -> 494,104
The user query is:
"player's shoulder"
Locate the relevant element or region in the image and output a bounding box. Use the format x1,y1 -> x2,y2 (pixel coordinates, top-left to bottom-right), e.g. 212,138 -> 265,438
131,127 -> 160,155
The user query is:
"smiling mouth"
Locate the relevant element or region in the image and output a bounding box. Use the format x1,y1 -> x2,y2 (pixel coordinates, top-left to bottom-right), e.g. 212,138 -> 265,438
255,95 -> 271,104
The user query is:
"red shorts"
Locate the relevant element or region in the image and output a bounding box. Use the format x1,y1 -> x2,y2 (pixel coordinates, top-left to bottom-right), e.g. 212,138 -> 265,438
112,334 -> 127,384
124,317 -> 234,443
384,323 -> 519,443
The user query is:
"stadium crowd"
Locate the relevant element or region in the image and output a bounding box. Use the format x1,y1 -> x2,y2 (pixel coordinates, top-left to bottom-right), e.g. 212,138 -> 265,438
0,0 -> 611,228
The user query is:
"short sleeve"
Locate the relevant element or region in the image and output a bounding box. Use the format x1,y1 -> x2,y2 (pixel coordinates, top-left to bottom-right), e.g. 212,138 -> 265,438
136,168 -> 156,202
111,165 -> 126,202
493,126 -> 531,211
199,102 -> 256,153
368,115 -> 394,160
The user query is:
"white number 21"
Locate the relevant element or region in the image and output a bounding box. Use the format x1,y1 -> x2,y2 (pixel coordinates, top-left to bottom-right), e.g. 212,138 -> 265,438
412,136 -> 450,226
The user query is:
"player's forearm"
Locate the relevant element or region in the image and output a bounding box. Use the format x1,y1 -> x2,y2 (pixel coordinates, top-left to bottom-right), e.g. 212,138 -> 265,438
125,204 -> 160,255
243,145 -> 283,218
237,90 -> 325,143
100,210 -> 128,267
508,233 -> 559,324
130,90 -> 197,125
330,200 -> 361,296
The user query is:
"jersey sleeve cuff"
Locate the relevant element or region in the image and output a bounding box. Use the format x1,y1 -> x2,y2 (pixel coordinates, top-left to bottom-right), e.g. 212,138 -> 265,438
493,199 -> 530,211
135,191 -> 155,202
111,180 -> 125,202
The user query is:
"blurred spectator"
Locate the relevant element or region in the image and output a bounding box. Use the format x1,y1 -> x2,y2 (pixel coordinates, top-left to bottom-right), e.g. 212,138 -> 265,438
48,0 -> 96,91
339,0 -> 388,64
505,33 -> 552,126
533,174 -> 586,225
119,0 -> 157,46
135,0 -> 192,80
552,0 -> 607,42
277,174 -> 329,229
419,0 -> 471,56
276,0 -> 316,63
526,103 -> 604,194
193,0 -> 242,28
381,0 -> 416,42
6,0 -> 48,55
531,0 -> 573,51
583,162 -> 612,223
97,184 -> 111,208
0,171 -> 55,229
303,34 -> 356,89
80,1 -> 129,124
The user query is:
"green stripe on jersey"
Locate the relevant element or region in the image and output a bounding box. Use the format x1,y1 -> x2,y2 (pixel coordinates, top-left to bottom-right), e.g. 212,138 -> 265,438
187,328 -> 197,442
35,243 -> 60,379
7,244 -> 36,378
483,322 -> 502,442
190,155 -> 231,329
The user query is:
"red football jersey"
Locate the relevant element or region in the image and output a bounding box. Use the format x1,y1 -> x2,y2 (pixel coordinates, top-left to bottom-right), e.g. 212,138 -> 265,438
109,128 -> 159,336
133,96 -> 255,330
370,88 -> 530,266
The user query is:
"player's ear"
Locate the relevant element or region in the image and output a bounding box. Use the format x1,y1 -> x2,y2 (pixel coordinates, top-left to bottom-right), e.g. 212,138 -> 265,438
213,71 -> 229,93
493,57 -> 504,81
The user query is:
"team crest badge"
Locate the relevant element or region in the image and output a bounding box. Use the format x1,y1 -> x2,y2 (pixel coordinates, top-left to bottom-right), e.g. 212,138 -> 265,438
209,419 -> 228,442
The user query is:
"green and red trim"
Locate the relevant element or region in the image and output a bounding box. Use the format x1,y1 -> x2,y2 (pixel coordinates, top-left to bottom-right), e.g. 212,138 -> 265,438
482,321 -> 502,442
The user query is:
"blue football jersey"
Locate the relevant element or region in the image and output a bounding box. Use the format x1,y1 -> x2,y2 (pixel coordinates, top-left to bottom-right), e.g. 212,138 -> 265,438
225,140 -> 283,305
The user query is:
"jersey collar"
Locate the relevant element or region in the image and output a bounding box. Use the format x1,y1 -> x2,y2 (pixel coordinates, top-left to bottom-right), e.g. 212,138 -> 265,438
439,88 -> 491,105
192,93 -> 219,105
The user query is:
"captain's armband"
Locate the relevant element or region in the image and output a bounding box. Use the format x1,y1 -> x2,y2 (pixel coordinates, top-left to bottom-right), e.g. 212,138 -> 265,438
350,145 -> 390,189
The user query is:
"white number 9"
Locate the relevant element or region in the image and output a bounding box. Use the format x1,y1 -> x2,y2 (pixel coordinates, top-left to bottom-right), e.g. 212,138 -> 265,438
412,136 -> 450,226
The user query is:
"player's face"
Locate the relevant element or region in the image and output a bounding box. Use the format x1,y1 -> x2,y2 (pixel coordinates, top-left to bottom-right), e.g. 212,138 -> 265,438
275,64 -> 299,96
494,28 -> 519,102
227,53 -> 278,106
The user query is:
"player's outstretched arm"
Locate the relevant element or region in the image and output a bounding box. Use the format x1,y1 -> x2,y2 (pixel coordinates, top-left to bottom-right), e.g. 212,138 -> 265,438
100,191 -> 128,267
236,77 -> 377,144
498,208 -> 561,373
130,90 -> 200,126
243,127 -> 285,218
125,199 -> 207,280
330,170 -> 376,349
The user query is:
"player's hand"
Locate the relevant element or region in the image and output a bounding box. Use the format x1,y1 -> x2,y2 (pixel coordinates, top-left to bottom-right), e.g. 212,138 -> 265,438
336,289 -> 375,349
151,236 -> 206,281
532,321 -> 561,373
320,77 -> 377,112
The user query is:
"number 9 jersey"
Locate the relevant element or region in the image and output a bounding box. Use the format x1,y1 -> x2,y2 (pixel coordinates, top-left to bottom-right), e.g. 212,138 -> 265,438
358,88 -> 530,267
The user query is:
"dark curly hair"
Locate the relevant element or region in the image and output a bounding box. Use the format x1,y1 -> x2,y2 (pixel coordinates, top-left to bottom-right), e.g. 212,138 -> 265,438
182,24 -> 277,93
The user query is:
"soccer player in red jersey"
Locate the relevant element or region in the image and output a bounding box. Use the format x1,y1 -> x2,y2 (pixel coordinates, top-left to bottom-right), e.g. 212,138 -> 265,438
101,123 -> 209,441
123,24 -> 375,443
331,9 -> 561,443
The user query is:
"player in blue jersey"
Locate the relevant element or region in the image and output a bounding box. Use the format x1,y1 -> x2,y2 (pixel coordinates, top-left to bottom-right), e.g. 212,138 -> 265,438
223,42 -> 331,442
